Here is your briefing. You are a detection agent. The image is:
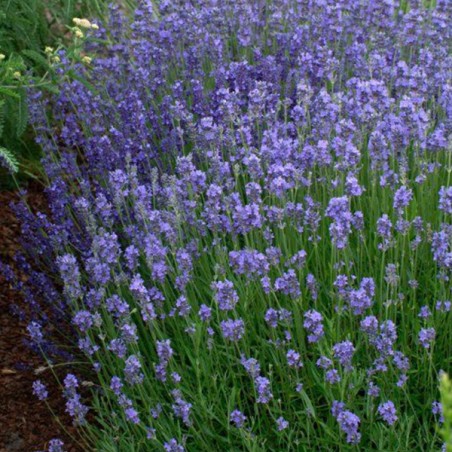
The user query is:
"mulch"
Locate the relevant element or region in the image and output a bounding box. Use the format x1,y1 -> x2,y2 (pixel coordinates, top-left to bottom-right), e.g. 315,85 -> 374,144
0,185 -> 84,452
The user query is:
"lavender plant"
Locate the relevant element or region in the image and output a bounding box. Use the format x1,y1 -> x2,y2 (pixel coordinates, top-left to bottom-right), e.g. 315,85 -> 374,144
3,0 -> 452,450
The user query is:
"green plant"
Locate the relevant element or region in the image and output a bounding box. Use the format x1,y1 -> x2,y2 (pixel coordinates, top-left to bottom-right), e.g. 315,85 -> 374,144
0,0 -> 135,189
440,373 -> 452,452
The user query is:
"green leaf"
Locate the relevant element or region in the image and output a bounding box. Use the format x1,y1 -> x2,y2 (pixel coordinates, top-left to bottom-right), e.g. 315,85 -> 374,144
0,86 -> 20,99
41,83 -> 60,95
16,89 -> 28,137
0,99 -> 5,138
0,146 -> 19,173
21,49 -> 50,70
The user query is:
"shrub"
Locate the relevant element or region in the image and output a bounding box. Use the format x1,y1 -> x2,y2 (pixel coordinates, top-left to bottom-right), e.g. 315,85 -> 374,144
4,1 -> 452,450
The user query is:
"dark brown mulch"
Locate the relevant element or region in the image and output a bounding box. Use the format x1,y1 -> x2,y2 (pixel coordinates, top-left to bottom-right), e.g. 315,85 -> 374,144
0,185 -> 84,452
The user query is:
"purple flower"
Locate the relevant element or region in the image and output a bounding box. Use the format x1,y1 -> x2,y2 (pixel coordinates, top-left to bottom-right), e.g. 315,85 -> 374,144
72,311 -> 93,333
265,308 -> 279,328
419,328 -> 436,349
439,186 -> 452,214
65,393 -> 88,425
436,300 -> 451,312
316,356 -> 333,369
240,355 -> 261,378
286,349 -> 303,368
432,401 -> 444,424
335,409 -> 361,444
306,273 -> 318,300
150,403 -> 162,419
274,269 -> 301,299
255,376 -> 273,404
276,416 -> 289,431
325,196 -> 353,249
333,340 -> 355,371
393,352 -> 410,372
348,278 -> 375,315
345,175 -> 364,197
212,280 -> 239,311
110,376 -> 123,396
375,320 -> 398,357
198,304 -> 212,321
164,439 -> 185,452
125,407 -> 140,424
48,439 -> 65,452
367,381 -> 380,397
172,390 -> 192,426
393,186 -> 412,211
146,427 -> 156,440
331,401 -> 346,418
326,369 -> 341,384
418,306 -> 432,319
432,226 -> 452,270
360,316 -> 379,336
108,338 -> 127,358
229,249 -> 269,277
303,309 -> 324,343
121,323 -> 138,344
378,401 -> 398,425
288,250 -> 307,269
63,374 -> 79,397
156,339 -> 174,364
124,355 -> 144,385
56,254 -> 82,300
230,409 -> 246,427
176,295 -> 191,317
106,295 -> 130,318
220,318 -> 245,341
27,321 -> 43,344
33,380 -> 48,401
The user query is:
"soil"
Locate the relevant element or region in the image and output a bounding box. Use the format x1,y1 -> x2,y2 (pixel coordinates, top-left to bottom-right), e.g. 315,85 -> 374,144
0,185 -> 84,452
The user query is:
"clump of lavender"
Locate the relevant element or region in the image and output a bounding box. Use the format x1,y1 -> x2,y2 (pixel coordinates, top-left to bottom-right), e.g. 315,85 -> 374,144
15,1 -> 452,450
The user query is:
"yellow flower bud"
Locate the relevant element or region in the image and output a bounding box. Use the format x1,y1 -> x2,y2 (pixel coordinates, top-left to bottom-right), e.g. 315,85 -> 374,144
73,17 -> 92,28
13,71 -> 21,79
82,56 -> 92,64
74,28 -> 84,39
0,54 -> 5,61
45,46 -> 54,54
91,23 -> 99,30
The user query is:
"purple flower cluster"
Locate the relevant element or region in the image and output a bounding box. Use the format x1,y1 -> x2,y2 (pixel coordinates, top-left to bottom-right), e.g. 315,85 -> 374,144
212,280 -> 239,311
303,310 -> 324,343
11,0 -> 452,449
378,401 -> 398,425
230,409 -> 246,428
220,319 -> 245,341
332,402 -> 361,444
